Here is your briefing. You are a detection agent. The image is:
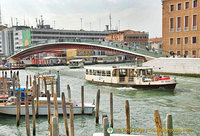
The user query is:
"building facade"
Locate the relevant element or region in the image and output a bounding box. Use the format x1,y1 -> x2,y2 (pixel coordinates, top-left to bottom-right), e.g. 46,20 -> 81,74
162,0 -> 200,58
148,37 -> 162,51
0,25 -> 111,57
105,30 -> 149,47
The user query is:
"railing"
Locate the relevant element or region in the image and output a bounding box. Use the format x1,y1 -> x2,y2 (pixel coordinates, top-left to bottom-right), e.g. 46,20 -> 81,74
8,38 -> 166,58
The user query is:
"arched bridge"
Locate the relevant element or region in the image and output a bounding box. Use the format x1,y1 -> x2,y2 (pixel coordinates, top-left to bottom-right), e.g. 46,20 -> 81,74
8,40 -> 164,61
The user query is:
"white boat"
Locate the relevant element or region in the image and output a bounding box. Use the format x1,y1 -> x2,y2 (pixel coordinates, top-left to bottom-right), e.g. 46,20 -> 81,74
0,97 -> 95,115
68,59 -> 84,69
84,66 -> 177,91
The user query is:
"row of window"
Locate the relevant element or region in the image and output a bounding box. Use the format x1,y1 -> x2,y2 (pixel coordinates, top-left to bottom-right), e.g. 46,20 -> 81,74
169,36 -> 198,45
171,50 -> 198,57
32,31 -> 108,36
170,0 -> 198,12
125,36 -> 148,39
169,15 -> 198,32
86,69 -> 111,77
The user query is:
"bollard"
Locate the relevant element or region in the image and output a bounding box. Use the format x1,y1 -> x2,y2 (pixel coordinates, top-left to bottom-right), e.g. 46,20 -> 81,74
52,116 -> 59,136
69,103 -> 74,136
67,85 -> 71,102
47,91 -> 51,124
25,92 -> 30,136
32,96 -> 36,136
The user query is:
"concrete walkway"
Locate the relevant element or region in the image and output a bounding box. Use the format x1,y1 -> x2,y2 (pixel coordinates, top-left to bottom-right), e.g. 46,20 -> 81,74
93,133 -> 145,136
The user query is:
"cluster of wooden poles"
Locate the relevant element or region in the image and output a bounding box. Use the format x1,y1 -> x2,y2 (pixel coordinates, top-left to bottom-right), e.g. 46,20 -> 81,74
95,91 -> 173,136
0,71 -> 20,101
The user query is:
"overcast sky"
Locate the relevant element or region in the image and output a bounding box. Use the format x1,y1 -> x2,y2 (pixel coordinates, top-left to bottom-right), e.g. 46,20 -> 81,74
0,0 -> 162,38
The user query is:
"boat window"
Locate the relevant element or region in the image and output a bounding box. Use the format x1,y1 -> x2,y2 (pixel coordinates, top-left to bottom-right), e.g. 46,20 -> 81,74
97,70 -> 101,76
102,71 -> 106,76
106,71 -> 111,76
93,70 -> 97,75
147,69 -> 152,75
86,69 -> 88,75
119,69 -> 127,76
89,70 -> 93,75
112,70 -> 116,76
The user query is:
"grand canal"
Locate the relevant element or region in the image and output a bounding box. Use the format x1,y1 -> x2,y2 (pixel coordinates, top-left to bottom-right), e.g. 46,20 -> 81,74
0,64 -> 199,136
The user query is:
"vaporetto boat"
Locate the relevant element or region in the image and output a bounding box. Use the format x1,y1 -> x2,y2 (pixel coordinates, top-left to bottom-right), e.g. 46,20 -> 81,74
0,97 -> 95,115
84,66 -> 177,91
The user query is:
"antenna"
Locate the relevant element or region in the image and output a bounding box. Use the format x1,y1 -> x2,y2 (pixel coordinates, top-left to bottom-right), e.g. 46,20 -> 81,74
0,4 -> 2,25
54,20 -> 55,29
109,12 -> 112,31
11,17 -> 13,27
118,20 -> 120,31
80,18 -> 83,30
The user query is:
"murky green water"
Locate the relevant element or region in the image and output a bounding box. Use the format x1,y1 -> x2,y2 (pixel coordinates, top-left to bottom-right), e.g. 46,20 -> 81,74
0,64 -> 199,136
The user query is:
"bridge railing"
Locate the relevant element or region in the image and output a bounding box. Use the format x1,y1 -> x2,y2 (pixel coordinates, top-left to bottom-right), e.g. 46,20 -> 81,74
10,38 -> 167,58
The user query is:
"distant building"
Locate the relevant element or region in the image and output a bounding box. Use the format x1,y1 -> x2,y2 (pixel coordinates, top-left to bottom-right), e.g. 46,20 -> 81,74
148,37 -> 162,51
0,25 -> 112,57
105,30 -> 149,46
66,49 -> 94,57
162,0 -> 200,58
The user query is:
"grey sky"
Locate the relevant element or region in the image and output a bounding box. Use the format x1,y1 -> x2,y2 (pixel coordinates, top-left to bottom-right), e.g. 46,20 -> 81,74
1,0 -> 162,38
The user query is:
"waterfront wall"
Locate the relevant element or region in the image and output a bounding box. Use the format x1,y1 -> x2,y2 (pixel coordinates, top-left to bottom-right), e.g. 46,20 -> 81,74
143,58 -> 200,75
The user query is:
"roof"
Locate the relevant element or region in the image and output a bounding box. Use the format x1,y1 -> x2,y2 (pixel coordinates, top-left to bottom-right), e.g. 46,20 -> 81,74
109,29 -> 148,35
148,37 -> 162,43
85,66 -> 153,70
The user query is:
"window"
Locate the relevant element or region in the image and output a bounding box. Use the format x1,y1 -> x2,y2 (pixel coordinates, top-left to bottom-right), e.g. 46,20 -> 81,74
106,71 -> 111,76
192,36 -> 197,44
184,50 -> 189,55
192,15 -> 197,30
177,3 -> 182,10
177,51 -> 181,56
177,38 -> 181,45
177,17 -> 181,32
184,37 -> 189,44
86,69 -> 89,75
192,50 -> 197,57
170,5 -> 174,12
185,2 -> 190,9
170,18 -> 174,32
193,0 -> 198,8
184,16 -> 189,31
170,38 -> 174,45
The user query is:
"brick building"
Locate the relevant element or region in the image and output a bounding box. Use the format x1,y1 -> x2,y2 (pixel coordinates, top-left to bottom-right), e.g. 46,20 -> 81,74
162,0 -> 200,58
105,30 -> 149,47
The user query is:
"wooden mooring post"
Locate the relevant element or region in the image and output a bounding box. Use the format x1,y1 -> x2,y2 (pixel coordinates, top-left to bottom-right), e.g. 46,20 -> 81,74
69,103 -> 74,136
154,110 -> 163,136
125,100 -> 130,134
47,90 -> 51,124
56,71 -> 60,97
103,117 -> 110,136
16,87 -> 21,126
53,93 -> 59,135
96,89 -> 100,124
166,114 -> 173,136
44,77 -> 47,96
81,86 -> 84,114
51,79 -> 54,97
61,92 -> 69,136
25,92 -> 30,136
32,96 -> 36,136
52,116 -> 58,136
36,84 -> 39,118
67,85 -> 71,102
110,93 -> 113,128
30,75 -> 32,87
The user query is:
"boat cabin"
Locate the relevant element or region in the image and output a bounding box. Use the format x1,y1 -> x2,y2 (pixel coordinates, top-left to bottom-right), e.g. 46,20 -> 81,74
85,66 -> 154,84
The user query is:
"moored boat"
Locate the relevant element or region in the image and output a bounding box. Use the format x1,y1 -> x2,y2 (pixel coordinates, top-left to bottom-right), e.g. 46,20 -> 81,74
0,97 -> 95,115
68,59 -> 84,69
84,66 -> 177,91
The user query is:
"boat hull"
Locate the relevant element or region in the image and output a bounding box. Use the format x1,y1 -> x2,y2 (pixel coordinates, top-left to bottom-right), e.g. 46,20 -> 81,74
0,104 -> 95,116
86,80 -> 176,92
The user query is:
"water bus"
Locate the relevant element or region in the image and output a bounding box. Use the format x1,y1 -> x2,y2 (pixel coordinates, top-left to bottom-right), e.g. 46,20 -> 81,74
84,66 -> 177,91
68,59 -> 84,69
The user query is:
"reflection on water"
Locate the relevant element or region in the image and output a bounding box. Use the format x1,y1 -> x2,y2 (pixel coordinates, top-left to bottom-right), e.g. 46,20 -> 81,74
0,65 -> 199,136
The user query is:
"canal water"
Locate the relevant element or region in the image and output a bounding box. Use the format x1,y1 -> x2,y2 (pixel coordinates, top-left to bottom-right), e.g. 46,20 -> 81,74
0,64 -> 199,136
